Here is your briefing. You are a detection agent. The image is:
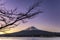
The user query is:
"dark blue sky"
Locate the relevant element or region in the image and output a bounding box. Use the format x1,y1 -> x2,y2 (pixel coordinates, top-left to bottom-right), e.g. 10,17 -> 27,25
1,0 -> 60,32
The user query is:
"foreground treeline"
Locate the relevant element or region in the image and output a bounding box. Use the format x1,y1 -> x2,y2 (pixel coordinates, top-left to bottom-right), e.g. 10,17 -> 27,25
0,33 -> 60,37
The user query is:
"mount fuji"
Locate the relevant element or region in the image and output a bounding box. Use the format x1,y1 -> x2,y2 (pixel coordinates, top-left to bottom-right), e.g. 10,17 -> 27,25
0,26 -> 60,37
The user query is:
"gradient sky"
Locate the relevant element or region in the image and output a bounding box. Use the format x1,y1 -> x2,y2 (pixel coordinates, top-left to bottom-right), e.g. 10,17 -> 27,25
0,0 -> 60,34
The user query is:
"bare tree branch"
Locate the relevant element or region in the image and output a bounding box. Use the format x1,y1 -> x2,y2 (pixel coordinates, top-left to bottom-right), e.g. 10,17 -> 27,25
0,1 -> 43,32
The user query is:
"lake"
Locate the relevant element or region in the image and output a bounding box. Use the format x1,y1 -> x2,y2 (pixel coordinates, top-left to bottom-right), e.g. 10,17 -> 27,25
0,37 -> 60,40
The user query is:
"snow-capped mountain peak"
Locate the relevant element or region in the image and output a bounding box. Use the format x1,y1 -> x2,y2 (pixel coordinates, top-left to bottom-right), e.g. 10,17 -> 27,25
26,26 -> 39,30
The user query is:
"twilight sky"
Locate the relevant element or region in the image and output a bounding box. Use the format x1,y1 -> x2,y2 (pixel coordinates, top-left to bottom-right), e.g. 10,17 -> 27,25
0,0 -> 60,34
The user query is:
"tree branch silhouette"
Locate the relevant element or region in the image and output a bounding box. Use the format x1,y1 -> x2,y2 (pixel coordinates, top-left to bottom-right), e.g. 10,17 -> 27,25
0,1 -> 42,32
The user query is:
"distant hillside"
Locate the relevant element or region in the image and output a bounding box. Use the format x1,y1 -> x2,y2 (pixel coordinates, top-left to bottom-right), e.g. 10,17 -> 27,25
0,26 -> 60,37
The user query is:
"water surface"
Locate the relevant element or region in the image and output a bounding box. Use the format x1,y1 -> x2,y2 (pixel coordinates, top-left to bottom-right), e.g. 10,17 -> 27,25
0,37 -> 60,40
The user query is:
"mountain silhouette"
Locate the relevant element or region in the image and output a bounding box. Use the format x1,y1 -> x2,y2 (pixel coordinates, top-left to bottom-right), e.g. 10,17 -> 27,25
0,26 -> 60,37
25,26 -> 39,30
